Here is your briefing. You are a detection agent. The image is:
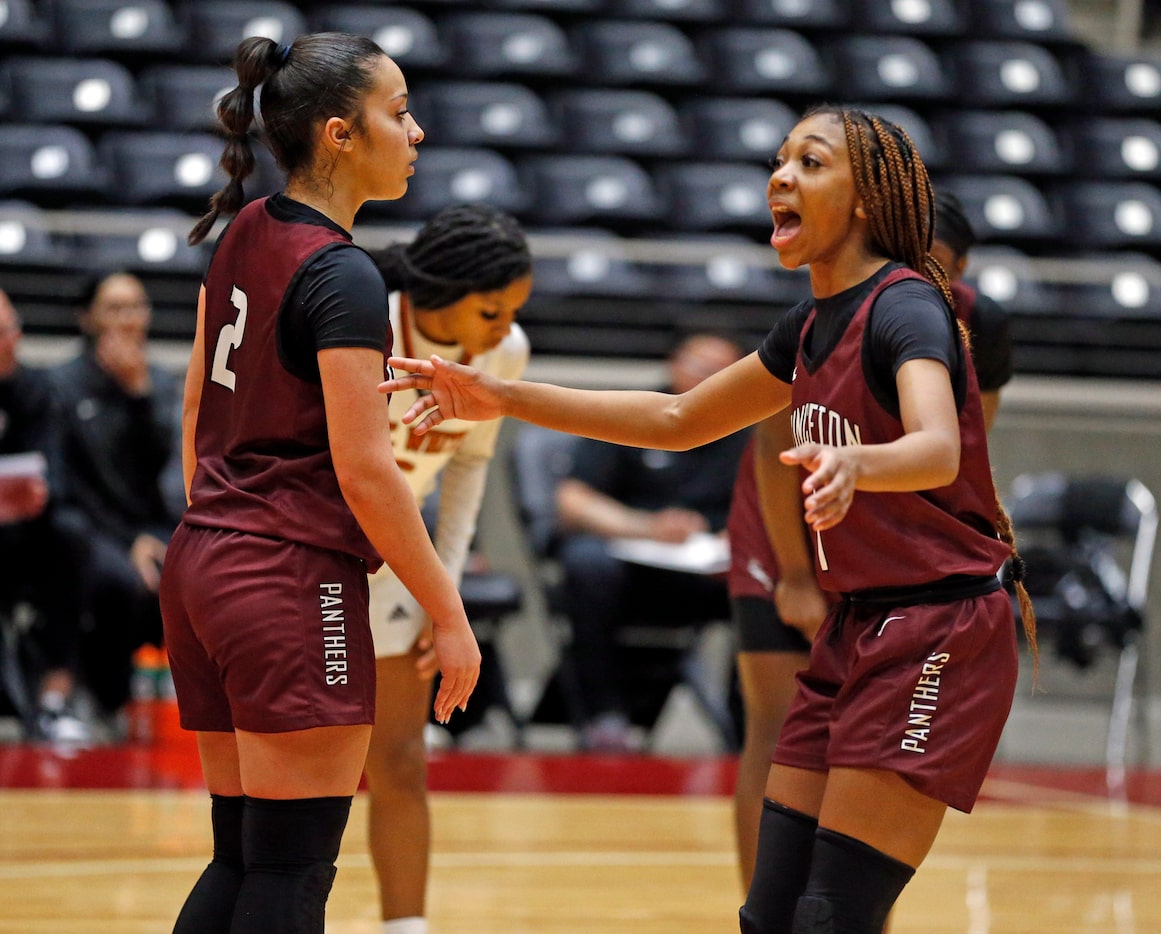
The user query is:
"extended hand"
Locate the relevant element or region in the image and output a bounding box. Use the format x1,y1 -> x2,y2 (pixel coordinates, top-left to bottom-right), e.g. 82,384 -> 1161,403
379,355 -> 504,435
779,443 -> 858,531
429,616 -> 482,724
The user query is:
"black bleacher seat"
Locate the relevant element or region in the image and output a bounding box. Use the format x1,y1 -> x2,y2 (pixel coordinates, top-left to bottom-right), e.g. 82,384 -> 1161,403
0,124 -> 106,205
606,0 -> 726,23
70,210 -> 211,277
968,0 -> 1074,42
1071,51 -> 1161,114
310,5 -> 446,70
359,146 -> 527,220
571,20 -> 704,86
0,0 -> 47,49
947,40 -> 1076,109
1050,181 -> 1161,250
937,174 -> 1061,244
851,0 -> 964,37
51,0 -> 184,58
932,109 -> 1068,176
964,246 -> 1059,316
410,82 -> 558,150
731,0 -> 848,31
653,233 -> 806,305
697,27 -> 828,95
678,96 -> 796,162
99,131 -> 226,210
439,12 -> 576,79
822,36 -> 951,104
138,65 -> 234,132
858,103 -> 946,171
3,57 -> 146,128
1048,253 -> 1161,319
529,228 -> 655,297
517,154 -> 663,225
654,162 -> 772,231
1069,117 -> 1161,180
0,201 -> 76,270
550,89 -> 687,158
180,1 -> 308,65
482,0 -> 606,13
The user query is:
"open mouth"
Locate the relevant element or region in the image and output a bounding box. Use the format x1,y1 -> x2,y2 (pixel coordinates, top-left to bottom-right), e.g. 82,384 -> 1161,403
771,207 -> 802,249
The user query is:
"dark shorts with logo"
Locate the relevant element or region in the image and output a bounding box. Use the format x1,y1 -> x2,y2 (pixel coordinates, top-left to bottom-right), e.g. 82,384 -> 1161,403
772,585 -> 1017,813
160,522 -> 375,733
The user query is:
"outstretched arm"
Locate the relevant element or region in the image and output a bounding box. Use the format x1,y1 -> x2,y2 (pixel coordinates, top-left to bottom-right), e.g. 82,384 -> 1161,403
382,351 -> 789,451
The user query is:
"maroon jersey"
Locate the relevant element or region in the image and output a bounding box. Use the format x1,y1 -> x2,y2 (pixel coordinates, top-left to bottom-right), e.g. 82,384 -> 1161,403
791,268 -> 1009,592
183,198 -> 384,569
726,440 -> 780,600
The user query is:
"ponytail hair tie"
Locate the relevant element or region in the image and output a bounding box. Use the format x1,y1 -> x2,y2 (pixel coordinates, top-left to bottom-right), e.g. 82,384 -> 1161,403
276,43 -> 291,66
1009,554 -> 1027,584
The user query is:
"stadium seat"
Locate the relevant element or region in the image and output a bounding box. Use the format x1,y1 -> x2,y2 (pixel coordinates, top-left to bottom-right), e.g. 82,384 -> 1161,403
697,27 -> 828,95
968,0 -> 1074,42
309,5 -> 445,70
0,201 -> 76,270
937,174 -> 1061,243
731,0 -> 848,31
550,89 -> 687,157
946,40 -> 1076,108
51,0 -> 184,57
1072,50 -> 1161,114
963,245 -> 1059,316
138,65 -> 234,132
410,82 -> 558,150
528,228 -> 655,298
857,103 -> 947,171
0,0 -> 47,49
932,110 -> 1068,175
822,35 -> 951,103
678,96 -> 796,162
654,162 -> 772,231
1048,253 -> 1161,319
0,124 -> 106,205
440,12 -> 576,79
180,1 -> 307,65
850,0 -> 964,37
517,154 -> 663,225
71,210 -> 211,276
1068,117 -> 1161,180
571,20 -> 704,86
358,146 -> 527,221
606,0 -> 727,23
483,0 -> 606,13
3,56 -> 145,128
99,131 -> 226,210
1050,181 -> 1161,249
652,233 -> 807,305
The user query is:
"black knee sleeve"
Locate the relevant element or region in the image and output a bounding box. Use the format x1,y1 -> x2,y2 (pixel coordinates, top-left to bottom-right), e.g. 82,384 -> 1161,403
790,828 -> 915,934
173,794 -> 245,934
229,795 -> 353,934
739,799 -> 819,934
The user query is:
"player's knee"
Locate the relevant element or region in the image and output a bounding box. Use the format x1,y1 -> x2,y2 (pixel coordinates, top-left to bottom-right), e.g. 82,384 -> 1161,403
364,732 -> 427,793
790,896 -> 834,933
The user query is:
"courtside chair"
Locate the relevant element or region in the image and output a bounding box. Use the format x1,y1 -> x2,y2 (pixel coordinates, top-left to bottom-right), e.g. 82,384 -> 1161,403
409,82 -> 558,150
1071,50 -> 1161,114
3,56 -> 146,128
51,0 -> 184,58
931,109 -> 1069,176
696,27 -> 828,96
138,65 -> 235,132
678,96 -> 796,163
968,0 -> 1075,43
730,0 -> 848,31
517,154 -> 663,226
570,20 -> 704,87
946,40 -> 1076,109
0,124 -> 107,206
439,12 -> 576,79
550,89 -> 687,158
99,130 -> 227,210
936,174 -> 1062,245
1069,117 -> 1161,181
0,0 -> 48,49
180,0 -> 307,65
654,162 -> 775,232
309,5 -> 446,70
1006,472 -> 1157,790
821,35 -> 952,104
1049,181 -> 1161,250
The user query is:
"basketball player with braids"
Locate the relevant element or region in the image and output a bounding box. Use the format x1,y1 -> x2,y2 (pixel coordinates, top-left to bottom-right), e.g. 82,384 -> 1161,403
363,203 -> 532,934
727,187 -> 1014,895
160,34 -> 480,933
381,103 -> 1036,932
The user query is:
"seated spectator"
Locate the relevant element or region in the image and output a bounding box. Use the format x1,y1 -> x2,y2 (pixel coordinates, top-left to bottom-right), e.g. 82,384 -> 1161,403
554,330 -> 749,751
0,289 -> 93,742
50,272 -> 181,728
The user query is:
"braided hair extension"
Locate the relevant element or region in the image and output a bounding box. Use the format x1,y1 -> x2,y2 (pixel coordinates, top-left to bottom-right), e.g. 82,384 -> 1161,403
807,104 -> 1038,673
373,203 -> 531,310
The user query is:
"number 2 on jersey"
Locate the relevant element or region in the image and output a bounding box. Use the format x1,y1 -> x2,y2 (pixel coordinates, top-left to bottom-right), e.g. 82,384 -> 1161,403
210,286 -> 248,391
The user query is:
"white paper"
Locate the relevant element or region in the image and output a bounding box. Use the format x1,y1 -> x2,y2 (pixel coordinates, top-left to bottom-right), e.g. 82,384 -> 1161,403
0,451 -> 47,478
607,531 -> 730,576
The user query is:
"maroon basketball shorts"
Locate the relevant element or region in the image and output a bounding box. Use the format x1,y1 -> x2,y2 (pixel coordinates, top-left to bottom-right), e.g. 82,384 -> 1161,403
160,522 -> 376,733
772,588 -> 1018,813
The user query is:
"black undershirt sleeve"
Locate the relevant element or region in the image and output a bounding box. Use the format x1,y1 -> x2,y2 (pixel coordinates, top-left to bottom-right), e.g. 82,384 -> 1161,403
758,301 -> 813,382
966,292 -> 1014,392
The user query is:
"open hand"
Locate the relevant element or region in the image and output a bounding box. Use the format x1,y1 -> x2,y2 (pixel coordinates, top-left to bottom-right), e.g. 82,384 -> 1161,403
429,615 -> 482,724
779,443 -> 859,531
380,355 -> 504,435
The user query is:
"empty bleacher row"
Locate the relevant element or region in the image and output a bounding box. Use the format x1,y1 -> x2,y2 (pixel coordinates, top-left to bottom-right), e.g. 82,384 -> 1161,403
2,0 -> 1161,378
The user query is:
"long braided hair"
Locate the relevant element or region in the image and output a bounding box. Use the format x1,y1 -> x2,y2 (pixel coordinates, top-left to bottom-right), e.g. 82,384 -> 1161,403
373,203 -> 532,309
809,104 -> 1038,670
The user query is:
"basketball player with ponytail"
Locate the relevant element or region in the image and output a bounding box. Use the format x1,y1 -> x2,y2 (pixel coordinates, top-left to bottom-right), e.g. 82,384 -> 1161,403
363,203 -> 532,934
381,102 -> 1036,932
160,34 -> 480,933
